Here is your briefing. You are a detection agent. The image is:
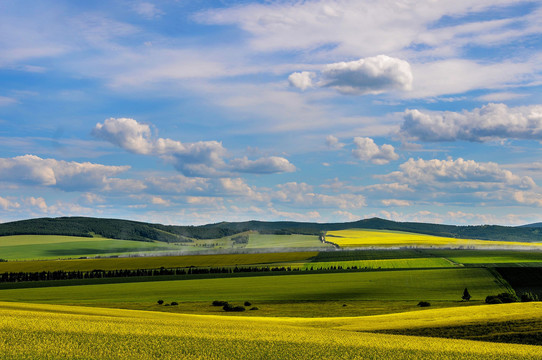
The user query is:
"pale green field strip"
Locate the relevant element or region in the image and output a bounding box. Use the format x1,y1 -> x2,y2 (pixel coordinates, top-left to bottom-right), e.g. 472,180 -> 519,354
300,257 -> 456,270
0,252 -> 318,273
246,233 -> 329,248
1,301 -> 541,359
0,268 -> 506,304
0,235 -> 182,260
327,229 -> 542,249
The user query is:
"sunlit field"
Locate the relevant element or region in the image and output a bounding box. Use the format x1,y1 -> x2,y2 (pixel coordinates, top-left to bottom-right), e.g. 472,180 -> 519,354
1,301 -> 542,359
327,229 -> 542,249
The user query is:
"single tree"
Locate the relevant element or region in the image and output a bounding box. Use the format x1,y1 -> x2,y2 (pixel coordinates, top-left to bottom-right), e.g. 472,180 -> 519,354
462,288 -> 471,301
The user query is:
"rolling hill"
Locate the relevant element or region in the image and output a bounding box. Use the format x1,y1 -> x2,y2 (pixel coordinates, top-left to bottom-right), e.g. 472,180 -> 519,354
0,216 -> 541,243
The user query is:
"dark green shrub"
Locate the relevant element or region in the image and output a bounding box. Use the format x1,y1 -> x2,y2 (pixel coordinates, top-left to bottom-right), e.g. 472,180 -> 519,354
223,303 -> 233,312
213,300 -> 228,306
417,301 -> 431,307
232,306 -> 246,312
521,292 -> 539,302
249,307 -> 259,311
244,301 -> 252,306
486,292 -> 518,304
171,301 -> 178,306
157,299 -> 164,305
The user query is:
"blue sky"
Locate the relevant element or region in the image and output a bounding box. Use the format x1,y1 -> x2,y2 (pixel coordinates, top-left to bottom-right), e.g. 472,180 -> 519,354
1,0 -> 542,226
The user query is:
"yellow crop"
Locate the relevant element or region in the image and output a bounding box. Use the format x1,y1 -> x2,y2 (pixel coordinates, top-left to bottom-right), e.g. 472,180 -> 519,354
1,301 -> 541,359
326,229 -> 542,249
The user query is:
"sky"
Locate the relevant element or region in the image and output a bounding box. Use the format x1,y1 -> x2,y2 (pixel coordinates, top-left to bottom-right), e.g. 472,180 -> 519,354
1,0 -> 542,226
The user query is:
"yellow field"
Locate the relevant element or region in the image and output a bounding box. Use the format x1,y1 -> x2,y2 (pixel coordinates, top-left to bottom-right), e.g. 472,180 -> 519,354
326,229 -> 542,249
1,301 -> 542,359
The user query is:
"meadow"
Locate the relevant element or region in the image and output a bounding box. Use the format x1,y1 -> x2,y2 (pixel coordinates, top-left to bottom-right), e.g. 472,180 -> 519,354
0,268 -> 506,306
1,301 -> 542,359
0,235 -> 183,260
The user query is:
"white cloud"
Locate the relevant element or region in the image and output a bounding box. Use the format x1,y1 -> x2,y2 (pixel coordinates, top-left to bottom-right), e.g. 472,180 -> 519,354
0,96 -> 17,106
381,199 -> 411,207
333,210 -> 360,222
133,2 -> 164,19
274,182 -> 366,209
401,103 -> 542,142
288,71 -> 314,90
229,156 -> 296,174
326,135 -> 345,149
289,56 -> 413,95
0,196 -> 20,210
320,56 -> 413,95
352,137 -> 399,164
513,191 -> 542,207
94,118 -> 295,176
379,157 -> 536,190
0,155 -> 131,191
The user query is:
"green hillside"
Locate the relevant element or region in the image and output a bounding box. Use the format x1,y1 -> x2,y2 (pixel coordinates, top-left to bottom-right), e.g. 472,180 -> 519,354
0,216 -> 541,243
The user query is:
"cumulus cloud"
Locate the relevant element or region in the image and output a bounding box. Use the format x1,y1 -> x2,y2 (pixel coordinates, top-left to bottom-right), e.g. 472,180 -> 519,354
94,118 -> 295,177
288,71 -> 314,90
352,137 -> 399,164
229,156 -> 296,174
320,56 -> 413,94
400,103 -> 542,142
325,135 -> 345,149
289,55 -> 412,95
379,157 -> 536,190
0,155 -> 131,191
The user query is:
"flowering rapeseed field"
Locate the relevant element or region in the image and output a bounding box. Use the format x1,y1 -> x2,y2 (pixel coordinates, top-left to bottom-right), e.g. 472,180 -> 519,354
326,229 -> 542,249
1,301 -> 541,359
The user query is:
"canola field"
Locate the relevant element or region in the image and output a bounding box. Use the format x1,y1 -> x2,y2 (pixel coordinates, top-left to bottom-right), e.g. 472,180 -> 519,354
1,301 -> 542,359
326,229 -> 542,249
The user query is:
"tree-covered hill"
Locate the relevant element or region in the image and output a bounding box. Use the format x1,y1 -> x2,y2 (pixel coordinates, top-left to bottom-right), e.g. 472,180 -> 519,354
0,216 -> 541,243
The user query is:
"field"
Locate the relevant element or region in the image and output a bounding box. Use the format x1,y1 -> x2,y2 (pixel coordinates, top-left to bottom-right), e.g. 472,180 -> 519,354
326,229 -> 542,249
0,268 -> 507,306
1,301 -> 542,359
2,228 -> 542,358
0,235 -> 183,260
246,233 -> 327,249
0,252 -> 317,273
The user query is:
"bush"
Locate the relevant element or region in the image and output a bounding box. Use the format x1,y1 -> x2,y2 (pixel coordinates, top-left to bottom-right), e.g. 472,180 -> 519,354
250,307 -> 259,311
486,297 -> 503,304
171,302 -> 178,306
213,300 -> 228,306
417,301 -> 431,307
223,304 -> 246,312
521,292 -> 539,302
244,301 -> 252,306
157,299 -> 164,305
485,293 -> 517,304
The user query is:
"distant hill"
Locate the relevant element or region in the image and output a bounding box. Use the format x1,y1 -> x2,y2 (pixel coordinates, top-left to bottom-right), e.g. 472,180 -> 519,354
0,216 -> 541,243
521,222 -> 542,228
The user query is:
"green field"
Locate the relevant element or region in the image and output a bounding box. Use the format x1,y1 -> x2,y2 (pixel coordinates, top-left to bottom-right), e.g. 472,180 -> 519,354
0,268 -> 507,305
0,235 -> 185,260
300,258 -> 455,270
0,252 -> 318,273
427,250 -> 542,265
246,233 -> 328,248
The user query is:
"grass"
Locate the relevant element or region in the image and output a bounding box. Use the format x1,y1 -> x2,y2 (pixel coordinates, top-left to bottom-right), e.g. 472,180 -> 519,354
326,229 -> 542,249
246,233 -> 328,249
1,301 -> 542,359
0,252 -> 318,273
0,268 -> 507,306
300,258 -> 456,270
0,235 -> 181,260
